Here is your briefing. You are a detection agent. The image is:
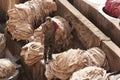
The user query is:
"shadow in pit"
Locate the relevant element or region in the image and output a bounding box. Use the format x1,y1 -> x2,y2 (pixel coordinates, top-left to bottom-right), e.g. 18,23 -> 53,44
71,28 -> 85,50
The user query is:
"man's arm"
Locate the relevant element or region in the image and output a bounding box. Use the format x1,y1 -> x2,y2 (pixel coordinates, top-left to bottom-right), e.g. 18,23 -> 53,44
41,23 -> 46,34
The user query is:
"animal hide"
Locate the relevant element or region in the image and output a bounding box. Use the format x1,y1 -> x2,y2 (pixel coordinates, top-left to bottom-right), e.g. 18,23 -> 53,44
45,47 -> 109,80
7,0 -> 57,41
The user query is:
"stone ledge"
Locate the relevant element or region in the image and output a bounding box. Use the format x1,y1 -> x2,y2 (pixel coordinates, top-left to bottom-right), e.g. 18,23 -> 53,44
71,0 -> 120,47
101,41 -> 120,71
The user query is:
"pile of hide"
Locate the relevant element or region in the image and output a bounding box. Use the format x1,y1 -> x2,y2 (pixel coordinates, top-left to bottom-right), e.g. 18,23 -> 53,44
29,16 -> 73,52
0,33 -> 6,57
0,59 -> 16,79
70,66 -> 108,80
45,47 -> 109,80
29,26 -> 44,44
104,0 -> 120,18
7,0 -> 57,41
70,66 -> 120,80
20,42 -> 45,80
20,42 -> 44,66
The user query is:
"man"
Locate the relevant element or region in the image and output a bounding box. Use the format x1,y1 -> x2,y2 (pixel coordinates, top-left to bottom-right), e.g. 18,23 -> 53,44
41,16 -> 59,64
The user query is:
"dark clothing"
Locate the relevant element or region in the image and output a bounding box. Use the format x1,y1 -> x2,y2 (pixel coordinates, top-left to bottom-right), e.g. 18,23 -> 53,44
41,21 -> 58,62
44,44 -> 54,61
43,23 -> 56,45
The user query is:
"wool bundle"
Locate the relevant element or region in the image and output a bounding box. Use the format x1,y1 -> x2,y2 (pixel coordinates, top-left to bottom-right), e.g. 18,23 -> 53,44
0,59 -> 16,79
45,47 -> 109,80
81,47 -> 109,70
20,42 -> 44,66
70,66 -> 108,80
52,16 -> 73,52
20,42 -> 46,80
7,0 -> 57,41
29,26 -> 44,44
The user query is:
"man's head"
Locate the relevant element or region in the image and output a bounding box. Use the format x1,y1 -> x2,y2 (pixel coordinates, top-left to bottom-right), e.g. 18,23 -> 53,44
45,16 -> 52,25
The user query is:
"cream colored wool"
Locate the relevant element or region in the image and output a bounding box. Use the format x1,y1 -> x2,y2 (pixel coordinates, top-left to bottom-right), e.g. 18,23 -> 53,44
0,59 -> 16,78
7,0 -> 57,41
20,42 -> 44,66
45,47 -> 109,80
20,42 -> 45,80
70,66 -> 108,80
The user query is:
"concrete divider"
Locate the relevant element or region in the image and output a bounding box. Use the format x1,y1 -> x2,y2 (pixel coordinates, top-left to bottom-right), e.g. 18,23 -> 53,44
71,0 -> 120,48
55,0 -> 120,71
101,41 -> 120,71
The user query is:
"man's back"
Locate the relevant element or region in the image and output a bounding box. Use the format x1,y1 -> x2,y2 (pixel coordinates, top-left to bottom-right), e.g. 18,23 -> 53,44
41,21 -> 56,43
